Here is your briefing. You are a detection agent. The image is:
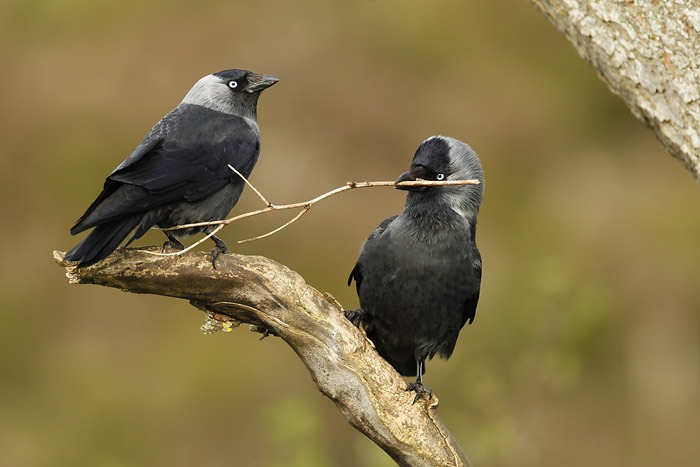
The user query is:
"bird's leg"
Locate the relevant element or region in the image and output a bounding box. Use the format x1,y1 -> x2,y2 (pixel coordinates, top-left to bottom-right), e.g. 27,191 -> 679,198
343,308 -> 365,327
210,234 -> 231,269
162,232 -> 186,251
406,358 -> 433,403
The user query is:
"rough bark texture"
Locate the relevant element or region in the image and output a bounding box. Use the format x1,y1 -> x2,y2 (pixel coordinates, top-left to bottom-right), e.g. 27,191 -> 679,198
54,248 -> 469,467
530,0 -> 700,182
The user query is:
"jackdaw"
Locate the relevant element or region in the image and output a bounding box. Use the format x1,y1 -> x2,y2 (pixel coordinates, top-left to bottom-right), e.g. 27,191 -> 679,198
65,69 -> 278,268
347,135 -> 484,402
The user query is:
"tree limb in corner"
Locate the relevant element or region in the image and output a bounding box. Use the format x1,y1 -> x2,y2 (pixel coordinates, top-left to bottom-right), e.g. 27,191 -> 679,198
530,0 -> 700,182
54,248 -> 470,467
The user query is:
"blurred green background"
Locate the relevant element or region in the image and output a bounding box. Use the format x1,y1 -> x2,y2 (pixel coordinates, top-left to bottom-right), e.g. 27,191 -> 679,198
2,0 -> 699,466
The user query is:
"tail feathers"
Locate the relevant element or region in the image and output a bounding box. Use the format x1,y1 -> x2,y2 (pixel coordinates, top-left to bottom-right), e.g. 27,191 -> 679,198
65,215 -> 142,268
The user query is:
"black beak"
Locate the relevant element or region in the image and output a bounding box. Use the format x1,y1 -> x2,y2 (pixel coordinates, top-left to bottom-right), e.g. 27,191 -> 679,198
246,73 -> 279,93
395,165 -> 428,191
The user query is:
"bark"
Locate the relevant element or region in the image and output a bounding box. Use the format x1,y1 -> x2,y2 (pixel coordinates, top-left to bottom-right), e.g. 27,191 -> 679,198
54,248 -> 469,467
530,0 -> 700,182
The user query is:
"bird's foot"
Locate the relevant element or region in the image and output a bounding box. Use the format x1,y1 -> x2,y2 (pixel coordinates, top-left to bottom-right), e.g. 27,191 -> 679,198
208,234 -> 231,269
406,382 -> 433,404
250,325 -> 276,339
343,308 -> 364,327
210,244 -> 230,269
161,239 -> 185,251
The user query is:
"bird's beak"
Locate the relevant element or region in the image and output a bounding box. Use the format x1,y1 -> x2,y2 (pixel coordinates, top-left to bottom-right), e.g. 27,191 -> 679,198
395,165 -> 428,191
246,73 -> 279,93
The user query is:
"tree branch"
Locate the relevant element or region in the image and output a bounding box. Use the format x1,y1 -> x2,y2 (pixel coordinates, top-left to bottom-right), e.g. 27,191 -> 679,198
530,0 -> 700,182
54,249 -> 470,467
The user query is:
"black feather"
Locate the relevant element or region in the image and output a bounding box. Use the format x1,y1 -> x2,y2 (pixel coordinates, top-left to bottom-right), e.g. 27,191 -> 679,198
65,215 -> 142,267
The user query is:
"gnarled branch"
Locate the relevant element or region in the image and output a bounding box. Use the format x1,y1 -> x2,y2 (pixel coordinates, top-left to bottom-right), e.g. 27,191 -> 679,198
54,248 -> 470,467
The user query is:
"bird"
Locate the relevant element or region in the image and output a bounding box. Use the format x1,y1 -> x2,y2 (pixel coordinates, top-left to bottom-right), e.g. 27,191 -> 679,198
65,69 -> 278,268
347,135 -> 484,402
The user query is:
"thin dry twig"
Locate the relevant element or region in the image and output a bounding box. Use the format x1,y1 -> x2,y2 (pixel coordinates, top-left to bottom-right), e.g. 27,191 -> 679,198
238,206 -> 311,244
146,169 -> 480,257
227,164 -> 271,206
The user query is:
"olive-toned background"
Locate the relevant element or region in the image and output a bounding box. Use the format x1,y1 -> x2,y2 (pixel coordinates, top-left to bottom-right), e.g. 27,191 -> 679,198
2,1 -> 699,466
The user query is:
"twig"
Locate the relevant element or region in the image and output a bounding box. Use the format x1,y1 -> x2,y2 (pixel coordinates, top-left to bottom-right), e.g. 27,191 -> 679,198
227,164 -> 271,206
149,172 -> 480,257
238,206 -> 311,244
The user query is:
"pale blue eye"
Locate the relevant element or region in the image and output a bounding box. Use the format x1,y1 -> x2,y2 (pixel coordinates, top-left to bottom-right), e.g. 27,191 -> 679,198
436,173 -> 445,180
228,81 -> 238,89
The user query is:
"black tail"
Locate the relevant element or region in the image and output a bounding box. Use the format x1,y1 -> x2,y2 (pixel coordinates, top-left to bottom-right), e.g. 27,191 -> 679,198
65,216 -> 142,268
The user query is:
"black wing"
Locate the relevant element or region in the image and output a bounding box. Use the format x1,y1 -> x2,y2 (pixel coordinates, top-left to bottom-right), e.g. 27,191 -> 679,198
71,106 -> 259,233
347,215 -> 399,290
462,245 -> 482,326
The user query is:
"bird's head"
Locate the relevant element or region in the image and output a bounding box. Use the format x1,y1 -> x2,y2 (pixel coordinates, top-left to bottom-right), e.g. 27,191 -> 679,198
395,135 -> 484,217
180,69 -> 278,117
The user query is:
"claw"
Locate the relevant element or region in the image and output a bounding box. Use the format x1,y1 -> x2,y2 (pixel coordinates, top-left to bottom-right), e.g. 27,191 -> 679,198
406,381 -> 433,404
162,241 -> 185,251
406,359 -> 432,403
210,246 -> 230,269
210,235 -> 230,269
344,308 -> 364,327
162,233 -> 185,252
